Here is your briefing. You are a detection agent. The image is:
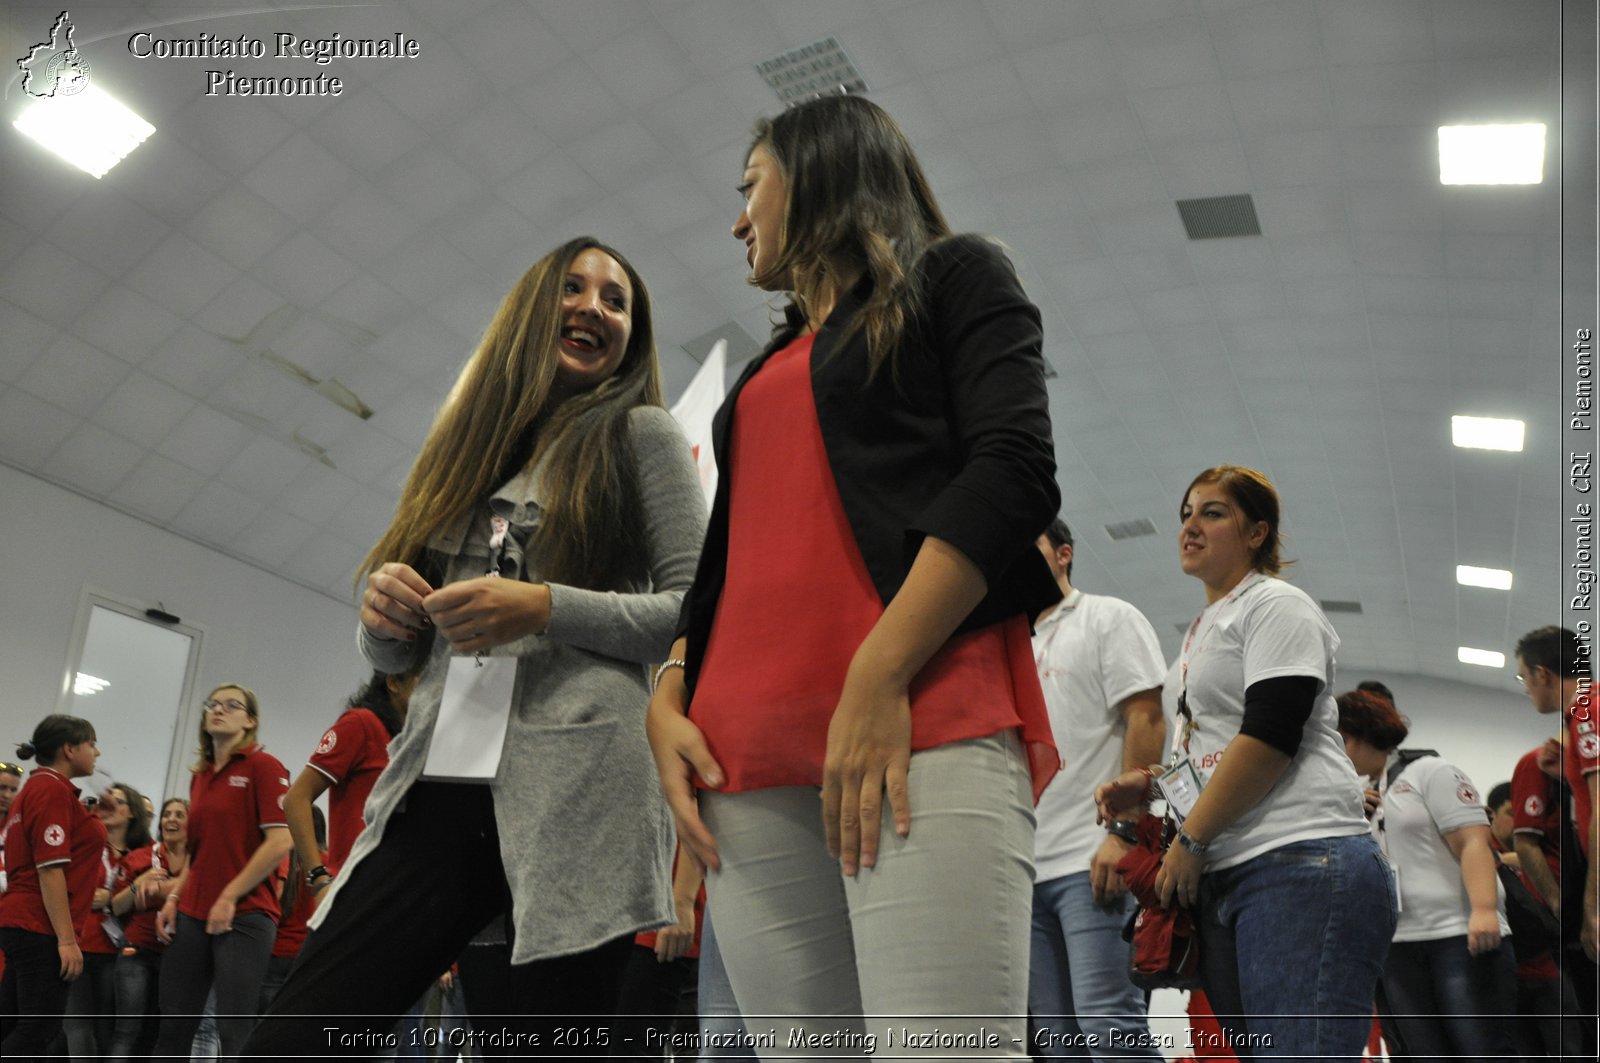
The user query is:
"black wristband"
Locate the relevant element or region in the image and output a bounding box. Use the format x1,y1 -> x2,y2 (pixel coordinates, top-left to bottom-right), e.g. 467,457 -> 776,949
306,865 -> 331,887
1106,820 -> 1139,844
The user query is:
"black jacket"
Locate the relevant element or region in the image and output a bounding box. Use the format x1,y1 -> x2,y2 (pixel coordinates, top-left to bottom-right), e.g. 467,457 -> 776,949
677,234 -> 1062,690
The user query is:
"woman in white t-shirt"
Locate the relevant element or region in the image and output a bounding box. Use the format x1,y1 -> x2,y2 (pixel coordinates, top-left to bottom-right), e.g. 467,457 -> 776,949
1336,688 -> 1515,1060
1096,465 -> 1396,1060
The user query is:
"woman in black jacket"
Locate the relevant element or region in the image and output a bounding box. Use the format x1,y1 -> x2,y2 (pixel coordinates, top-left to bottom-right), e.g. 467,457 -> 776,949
647,94 -> 1059,1048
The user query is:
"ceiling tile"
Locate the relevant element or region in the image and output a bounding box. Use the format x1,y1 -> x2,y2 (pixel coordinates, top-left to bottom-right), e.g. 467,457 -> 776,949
91,370 -> 197,449
0,300 -> 58,383
17,334 -> 131,418
255,234 -> 360,310
39,422 -> 144,497
0,239 -> 110,328
0,386 -> 80,468
241,133 -> 358,223
183,185 -> 294,272
1224,70 -> 1331,134
1106,16 -> 1221,90
156,404 -> 253,478
143,326 -> 251,401
1015,32 -> 1123,111
126,232 -> 238,318
172,480 -> 268,545
228,506 -> 322,570
45,189 -> 171,278
107,453 -> 207,523
1207,0 -> 1322,77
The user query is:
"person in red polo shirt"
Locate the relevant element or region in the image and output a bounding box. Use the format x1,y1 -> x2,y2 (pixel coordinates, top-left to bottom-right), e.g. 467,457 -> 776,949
151,684 -> 291,1062
0,714 -> 106,1062
108,797 -> 189,1059
284,665 -> 420,896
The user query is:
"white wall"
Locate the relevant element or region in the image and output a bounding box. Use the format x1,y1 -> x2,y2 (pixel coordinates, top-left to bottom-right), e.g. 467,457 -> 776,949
1,463 -> 369,804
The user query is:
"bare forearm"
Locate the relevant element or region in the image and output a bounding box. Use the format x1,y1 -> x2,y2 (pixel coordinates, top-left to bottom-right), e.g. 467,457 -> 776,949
1514,837 -> 1562,910
220,827 -> 293,903
852,537 -> 986,688
1120,691 -> 1166,773
1178,734 -> 1292,844
38,867 -> 76,943
285,771 -> 329,873
1453,830 -> 1501,915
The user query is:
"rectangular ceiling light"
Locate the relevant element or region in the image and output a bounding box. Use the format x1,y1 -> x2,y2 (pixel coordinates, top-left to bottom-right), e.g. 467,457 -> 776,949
12,84 -> 155,178
1458,646 -> 1506,669
754,37 -> 868,104
74,672 -> 110,695
1451,414 -> 1525,452
1456,565 -> 1513,590
1438,123 -> 1545,185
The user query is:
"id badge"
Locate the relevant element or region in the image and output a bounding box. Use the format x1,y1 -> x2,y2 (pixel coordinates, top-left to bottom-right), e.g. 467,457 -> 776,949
422,656 -> 516,782
1156,759 -> 1205,821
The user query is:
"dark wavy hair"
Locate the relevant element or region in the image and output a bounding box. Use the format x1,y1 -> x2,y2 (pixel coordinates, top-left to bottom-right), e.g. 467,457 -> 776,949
748,94 -> 951,381
1182,465 -> 1291,576
110,781 -> 153,850
1335,689 -> 1410,751
15,714 -> 95,766
346,656 -> 426,739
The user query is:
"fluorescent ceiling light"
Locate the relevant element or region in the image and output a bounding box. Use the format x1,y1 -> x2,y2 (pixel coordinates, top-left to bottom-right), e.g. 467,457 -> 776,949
1458,647 -> 1505,669
74,672 -> 110,695
1457,565 -> 1513,590
12,84 -> 154,179
1452,415 -> 1525,452
1438,123 -> 1546,185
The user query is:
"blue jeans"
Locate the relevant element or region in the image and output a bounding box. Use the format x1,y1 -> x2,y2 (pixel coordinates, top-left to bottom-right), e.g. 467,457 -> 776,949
1378,934 -> 1516,1062
110,946 -> 163,1058
1197,834 -> 1395,1060
1028,872 -> 1162,1060
696,913 -> 755,1061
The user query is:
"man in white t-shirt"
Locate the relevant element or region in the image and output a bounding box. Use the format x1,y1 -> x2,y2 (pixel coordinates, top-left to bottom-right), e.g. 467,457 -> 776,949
1028,519 -> 1168,1061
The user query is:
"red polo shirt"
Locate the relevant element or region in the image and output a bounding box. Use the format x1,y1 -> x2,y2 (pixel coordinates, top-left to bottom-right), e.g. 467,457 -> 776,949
1566,704 -> 1598,860
119,843 -> 163,951
0,767 -> 108,938
306,707 -> 391,872
1511,746 -> 1564,891
182,745 -> 289,922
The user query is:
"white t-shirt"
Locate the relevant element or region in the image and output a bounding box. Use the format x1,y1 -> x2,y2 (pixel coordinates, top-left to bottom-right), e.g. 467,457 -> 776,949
1176,574 -> 1369,870
1379,753 -> 1510,943
1032,589 -> 1167,880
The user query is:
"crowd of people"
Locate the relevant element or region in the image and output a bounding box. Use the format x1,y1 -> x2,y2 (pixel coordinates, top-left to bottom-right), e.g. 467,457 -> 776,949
1,94 -> 1593,1063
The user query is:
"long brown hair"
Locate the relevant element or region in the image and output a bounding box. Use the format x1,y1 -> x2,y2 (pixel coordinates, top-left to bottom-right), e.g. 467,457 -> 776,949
748,95 -> 951,380
360,237 -> 663,591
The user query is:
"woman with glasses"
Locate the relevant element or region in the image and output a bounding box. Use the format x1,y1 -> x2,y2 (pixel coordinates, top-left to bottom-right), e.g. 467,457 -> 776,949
151,685 -> 291,1061
0,715 -> 105,1062
245,236 -> 705,1057
108,797 -> 188,1059
62,780 -> 151,1059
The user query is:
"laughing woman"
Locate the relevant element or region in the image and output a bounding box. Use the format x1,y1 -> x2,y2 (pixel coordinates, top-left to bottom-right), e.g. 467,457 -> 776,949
1095,466 -> 1395,1060
246,236 -> 704,1057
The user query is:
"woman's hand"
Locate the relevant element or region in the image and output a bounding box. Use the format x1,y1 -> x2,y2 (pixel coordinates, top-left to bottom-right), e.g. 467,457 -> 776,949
1466,909 -> 1502,955
206,895 -> 236,935
1089,834 -> 1133,905
363,562 -> 435,642
156,896 -> 179,943
645,668 -> 723,871
423,578 -> 550,654
655,894 -> 697,963
1094,769 -> 1152,826
58,941 -> 83,981
92,887 -> 111,912
822,663 -> 912,877
1362,787 -> 1381,820
137,870 -> 169,907
1155,843 -> 1203,909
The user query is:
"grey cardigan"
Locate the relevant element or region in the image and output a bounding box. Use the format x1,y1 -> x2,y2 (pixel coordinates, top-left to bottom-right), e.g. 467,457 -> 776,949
311,406 -> 707,963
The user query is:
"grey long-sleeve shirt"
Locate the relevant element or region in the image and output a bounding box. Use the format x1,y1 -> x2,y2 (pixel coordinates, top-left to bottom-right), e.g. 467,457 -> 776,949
312,405 -> 707,963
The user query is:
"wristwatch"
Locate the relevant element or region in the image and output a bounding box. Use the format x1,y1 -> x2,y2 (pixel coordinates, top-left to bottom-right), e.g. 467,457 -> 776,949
1175,827 -> 1210,856
1106,819 -> 1139,844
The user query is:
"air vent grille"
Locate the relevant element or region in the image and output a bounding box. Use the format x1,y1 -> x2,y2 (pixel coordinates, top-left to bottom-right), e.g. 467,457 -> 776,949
1105,518 -> 1159,542
1320,599 -> 1364,614
755,37 -> 868,104
1176,194 -> 1261,240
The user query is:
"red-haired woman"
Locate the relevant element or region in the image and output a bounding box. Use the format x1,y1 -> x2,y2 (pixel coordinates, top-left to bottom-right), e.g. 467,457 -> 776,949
1336,688 -> 1515,1060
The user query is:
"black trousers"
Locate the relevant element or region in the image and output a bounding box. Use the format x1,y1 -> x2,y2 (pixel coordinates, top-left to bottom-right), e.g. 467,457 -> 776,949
0,927 -> 71,1062
243,782 -> 632,1059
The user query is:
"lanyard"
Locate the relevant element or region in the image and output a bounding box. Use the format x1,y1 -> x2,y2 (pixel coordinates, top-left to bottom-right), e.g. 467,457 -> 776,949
1176,571 -> 1267,755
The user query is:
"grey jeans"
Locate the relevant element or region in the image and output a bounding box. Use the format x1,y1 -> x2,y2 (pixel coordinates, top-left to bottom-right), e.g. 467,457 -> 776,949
700,732 -> 1036,1060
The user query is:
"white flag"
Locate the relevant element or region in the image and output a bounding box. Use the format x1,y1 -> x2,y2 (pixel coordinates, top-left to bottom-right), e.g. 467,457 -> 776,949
669,340 -> 726,510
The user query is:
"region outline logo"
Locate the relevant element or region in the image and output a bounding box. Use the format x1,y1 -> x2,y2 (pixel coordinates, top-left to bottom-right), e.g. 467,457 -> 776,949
17,10 -> 90,98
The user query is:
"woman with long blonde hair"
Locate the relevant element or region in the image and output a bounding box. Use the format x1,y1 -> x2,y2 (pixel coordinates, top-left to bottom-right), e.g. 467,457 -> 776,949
246,236 -> 705,1056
